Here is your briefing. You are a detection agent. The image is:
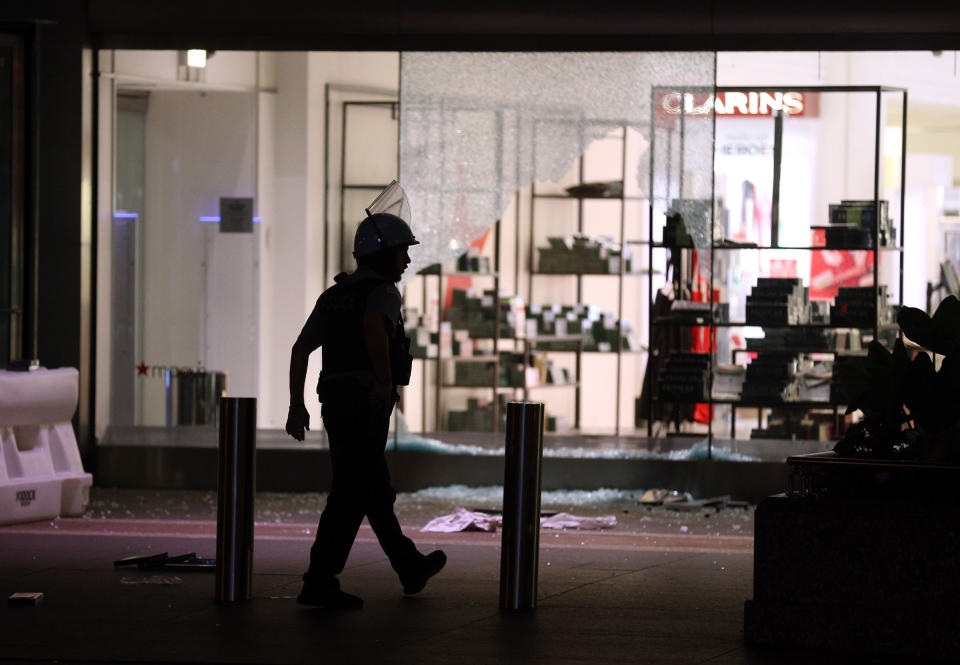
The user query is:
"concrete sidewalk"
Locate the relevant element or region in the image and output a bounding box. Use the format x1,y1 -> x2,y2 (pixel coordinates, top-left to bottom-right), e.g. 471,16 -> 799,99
0,518 -> 872,665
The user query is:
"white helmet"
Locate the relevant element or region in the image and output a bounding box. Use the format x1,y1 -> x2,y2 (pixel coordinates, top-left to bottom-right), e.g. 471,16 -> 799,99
354,180 -> 419,258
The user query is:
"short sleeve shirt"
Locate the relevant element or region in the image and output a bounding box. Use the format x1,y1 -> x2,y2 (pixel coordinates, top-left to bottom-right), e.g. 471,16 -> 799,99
367,282 -> 402,332
295,267 -> 401,353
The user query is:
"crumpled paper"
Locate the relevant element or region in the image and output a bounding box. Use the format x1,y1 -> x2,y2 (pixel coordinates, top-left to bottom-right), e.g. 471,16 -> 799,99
420,507 -> 617,533
120,575 -> 183,585
540,512 -> 616,530
421,507 -> 501,533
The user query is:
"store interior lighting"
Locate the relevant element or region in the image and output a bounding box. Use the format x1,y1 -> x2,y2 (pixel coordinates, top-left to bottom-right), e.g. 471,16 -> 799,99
186,49 -> 207,68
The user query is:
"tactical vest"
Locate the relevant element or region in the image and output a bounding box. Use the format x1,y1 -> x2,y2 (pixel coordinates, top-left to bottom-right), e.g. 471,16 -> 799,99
315,273 -> 411,402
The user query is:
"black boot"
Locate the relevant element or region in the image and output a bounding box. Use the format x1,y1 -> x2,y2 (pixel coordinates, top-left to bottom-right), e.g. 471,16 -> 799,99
400,550 -> 447,595
297,585 -> 364,610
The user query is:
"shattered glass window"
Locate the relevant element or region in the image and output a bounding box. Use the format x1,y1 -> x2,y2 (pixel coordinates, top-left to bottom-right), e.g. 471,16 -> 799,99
399,52 -> 716,279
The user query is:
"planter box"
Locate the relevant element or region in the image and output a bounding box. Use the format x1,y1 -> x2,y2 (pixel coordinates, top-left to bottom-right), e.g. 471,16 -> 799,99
745,451 -> 960,659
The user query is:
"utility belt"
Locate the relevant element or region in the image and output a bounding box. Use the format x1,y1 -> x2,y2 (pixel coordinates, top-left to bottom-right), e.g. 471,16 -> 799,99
317,354 -> 411,404
317,370 -> 374,403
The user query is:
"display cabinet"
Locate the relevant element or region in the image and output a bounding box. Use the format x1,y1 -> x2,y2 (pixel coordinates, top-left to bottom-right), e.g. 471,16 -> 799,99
646,85 -> 908,455
527,120 -> 650,435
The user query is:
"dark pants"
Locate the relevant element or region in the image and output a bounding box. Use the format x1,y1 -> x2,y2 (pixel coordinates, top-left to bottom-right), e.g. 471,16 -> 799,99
304,398 -> 420,590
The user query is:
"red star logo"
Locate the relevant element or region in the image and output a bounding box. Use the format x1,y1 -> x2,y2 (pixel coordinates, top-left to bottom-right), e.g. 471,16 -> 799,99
136,362 -> 149,376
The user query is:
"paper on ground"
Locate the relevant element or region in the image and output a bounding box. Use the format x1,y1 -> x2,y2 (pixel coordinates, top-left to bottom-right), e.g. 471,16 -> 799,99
421,507 -> 616,533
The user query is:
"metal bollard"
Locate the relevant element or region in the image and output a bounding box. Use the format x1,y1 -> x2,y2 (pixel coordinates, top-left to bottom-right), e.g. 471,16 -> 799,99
216,397 -> 256,603
499,402 -> 545,612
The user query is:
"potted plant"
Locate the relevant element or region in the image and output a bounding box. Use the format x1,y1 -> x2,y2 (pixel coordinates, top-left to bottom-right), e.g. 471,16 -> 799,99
836,295 -> 960,462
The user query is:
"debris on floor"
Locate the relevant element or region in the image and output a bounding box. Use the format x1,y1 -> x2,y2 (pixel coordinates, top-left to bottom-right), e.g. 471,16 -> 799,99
421,507 -> 500,533
119,575 -> 183,585
664,495 -> 731,512
113,552 -> 215,571
420,507 -> 617,533
540,513 -> 616,530
639,489 -> 693,506
8,592 -> 43,606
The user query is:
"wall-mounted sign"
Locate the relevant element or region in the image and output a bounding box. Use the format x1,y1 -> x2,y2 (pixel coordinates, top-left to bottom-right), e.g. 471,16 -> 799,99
219,197 -> 254,233
655,91 -> 819,119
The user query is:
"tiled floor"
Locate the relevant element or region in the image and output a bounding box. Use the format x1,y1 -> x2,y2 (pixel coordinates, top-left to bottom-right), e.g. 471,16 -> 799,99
0,512 -> 895,665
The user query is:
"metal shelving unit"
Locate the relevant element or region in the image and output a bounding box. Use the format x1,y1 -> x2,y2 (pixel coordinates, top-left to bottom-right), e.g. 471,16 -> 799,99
646,84 -> 908,456
527,120 -> 650,435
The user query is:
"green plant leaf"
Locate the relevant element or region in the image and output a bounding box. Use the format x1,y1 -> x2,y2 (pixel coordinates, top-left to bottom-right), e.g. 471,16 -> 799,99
892,338 -> 911,404
867,339 -> 893,368
931,295 -> 960,356
899,296 -> 960,356
898,305 -> 935,350
903,350 -> 937,429
838,358 -> 871,415
933,354 -> 960,431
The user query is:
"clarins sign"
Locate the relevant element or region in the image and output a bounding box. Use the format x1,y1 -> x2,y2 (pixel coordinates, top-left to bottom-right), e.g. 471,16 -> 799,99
655,91 -> 819,118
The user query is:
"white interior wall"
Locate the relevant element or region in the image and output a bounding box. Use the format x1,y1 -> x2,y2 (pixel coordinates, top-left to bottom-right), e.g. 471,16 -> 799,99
254,52 -> 402,430
94,53 -> 115,438
140,90 -> 258,424
256,55 -> 277,431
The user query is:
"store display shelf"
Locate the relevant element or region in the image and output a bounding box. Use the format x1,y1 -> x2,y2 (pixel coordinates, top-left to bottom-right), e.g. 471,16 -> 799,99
417,267 -> 498,277
732,348 -> 868,356
532,193 -> 647,201
532,270 -> 654,277
651,243 -> 902,252
524,334 -> 585,343
342,183 -> 391,190
730,399 -> 843,409
653,320 -> 883,330
529,347 -> 646,354
657,396 -> 842,408
445,356 -> 501,363
441,384 -> 519,391
719,398 -> 842,408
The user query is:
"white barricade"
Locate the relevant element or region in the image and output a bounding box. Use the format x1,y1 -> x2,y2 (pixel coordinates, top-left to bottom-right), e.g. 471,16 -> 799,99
0,368 -> 93,525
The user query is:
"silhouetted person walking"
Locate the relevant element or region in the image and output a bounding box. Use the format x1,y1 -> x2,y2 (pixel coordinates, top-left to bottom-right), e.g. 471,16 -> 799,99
286,209 -> 446,610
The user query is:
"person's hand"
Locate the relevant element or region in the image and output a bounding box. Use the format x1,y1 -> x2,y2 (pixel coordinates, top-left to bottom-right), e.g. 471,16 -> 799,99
368,380 -> 393,418
286,404 -> 310,441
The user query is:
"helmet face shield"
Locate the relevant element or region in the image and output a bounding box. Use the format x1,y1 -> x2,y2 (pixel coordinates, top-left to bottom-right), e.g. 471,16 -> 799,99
365,179 -> 412,223
354,180 -> 418,259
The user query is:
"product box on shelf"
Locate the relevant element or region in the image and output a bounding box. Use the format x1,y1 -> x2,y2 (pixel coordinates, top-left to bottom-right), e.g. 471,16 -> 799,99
746,328 -> 832,352
446,395 -> 509,432
712,364 -> 746,400
657,352 -> 711,402
830,285 -> 887,328
446,288 -> 518,339
404,308 -> 438,359
741,352 -> 801,403
537,234 -> 635,274
456,248 -> 492,273
665,300 -> 730,324
745,278 -> 810,327
814,199 -> 896,249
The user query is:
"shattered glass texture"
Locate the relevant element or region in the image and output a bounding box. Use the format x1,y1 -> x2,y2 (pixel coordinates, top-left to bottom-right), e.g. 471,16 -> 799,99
400,52 -> 716,280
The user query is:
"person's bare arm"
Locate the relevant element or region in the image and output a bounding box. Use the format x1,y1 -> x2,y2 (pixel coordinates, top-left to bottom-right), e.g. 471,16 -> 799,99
286,339 -> 312,441
363,308 -> 393,416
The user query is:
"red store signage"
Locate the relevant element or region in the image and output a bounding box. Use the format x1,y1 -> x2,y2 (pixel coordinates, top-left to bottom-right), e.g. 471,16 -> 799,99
655,91 -> 819,119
